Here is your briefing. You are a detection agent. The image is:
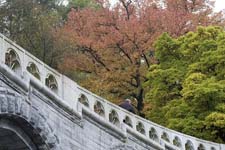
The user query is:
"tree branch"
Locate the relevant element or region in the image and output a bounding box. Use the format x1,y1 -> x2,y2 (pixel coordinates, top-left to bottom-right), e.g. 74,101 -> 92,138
119,0 -> 132,20
81,45 -> 110,71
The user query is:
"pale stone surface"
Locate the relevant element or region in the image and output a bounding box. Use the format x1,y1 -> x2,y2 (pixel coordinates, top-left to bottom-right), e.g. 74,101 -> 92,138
0,73 -> 156,150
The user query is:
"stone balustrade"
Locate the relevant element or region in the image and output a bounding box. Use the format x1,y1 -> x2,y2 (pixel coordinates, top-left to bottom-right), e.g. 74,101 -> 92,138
0,33 -> 224,150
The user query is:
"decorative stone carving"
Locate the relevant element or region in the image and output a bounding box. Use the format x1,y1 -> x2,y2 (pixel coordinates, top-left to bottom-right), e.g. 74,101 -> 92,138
27,62 -> 40,80
5,48 -> 21,73
198,144 -> 206,150
78,94 -> 89,107
136,122 -> 145,135
149,127 -> 159,142
94,101 -> 104,116
123,116 -> 132,127
109,109 -> 120,127
173,136 -> 182,148
161,132 -> 170,142
45,74 -> 58,93
211,147 -> 216,150
185,140 -> 194,150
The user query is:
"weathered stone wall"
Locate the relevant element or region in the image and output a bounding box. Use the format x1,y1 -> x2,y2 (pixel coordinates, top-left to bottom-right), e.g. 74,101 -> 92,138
0,71 -> 161,150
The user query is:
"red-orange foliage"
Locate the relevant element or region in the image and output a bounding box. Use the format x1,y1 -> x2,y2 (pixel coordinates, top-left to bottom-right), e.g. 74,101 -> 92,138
55,0 -> 224,112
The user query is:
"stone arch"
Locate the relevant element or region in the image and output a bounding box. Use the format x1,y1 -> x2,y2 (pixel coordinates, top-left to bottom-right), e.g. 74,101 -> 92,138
110,144 -> 137,150
94,101 -> 105,116
0,86 -> 59,149
0,119 -> 37,149
149,127 -> 159,142
185,140 -> 194,150
27,62 -> 41,80
136,121 -> 145,135
173,136 -> 182,148
161,132 -> 170,142
5,48 -> 22,74
123,115 -> 132,127
45,74 -> 58,93
109,109 -> 120,127
78,94 -> 89,107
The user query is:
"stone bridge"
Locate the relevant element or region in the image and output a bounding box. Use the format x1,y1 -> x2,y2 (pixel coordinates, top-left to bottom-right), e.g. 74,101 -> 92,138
0,33 -> 224,150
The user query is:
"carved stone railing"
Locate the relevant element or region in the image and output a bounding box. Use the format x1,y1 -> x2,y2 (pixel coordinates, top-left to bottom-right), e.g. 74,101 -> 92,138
0,33 -> 224,150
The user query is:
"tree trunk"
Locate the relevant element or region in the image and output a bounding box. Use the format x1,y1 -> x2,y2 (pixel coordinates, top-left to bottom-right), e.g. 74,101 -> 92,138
136,87 -> 144,111
134,59 -> 144,112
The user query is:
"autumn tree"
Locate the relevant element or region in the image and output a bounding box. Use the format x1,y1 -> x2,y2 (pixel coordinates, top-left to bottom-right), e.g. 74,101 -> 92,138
143,0 -> 225,37
56,2 -> 156,113
56,0 -> 224,114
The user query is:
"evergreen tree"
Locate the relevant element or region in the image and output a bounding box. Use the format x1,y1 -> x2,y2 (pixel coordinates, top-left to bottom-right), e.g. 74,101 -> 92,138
144,26 -> 225,143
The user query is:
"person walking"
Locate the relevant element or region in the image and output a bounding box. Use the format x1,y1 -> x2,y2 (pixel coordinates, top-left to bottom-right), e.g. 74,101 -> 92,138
119,99 -> 136,114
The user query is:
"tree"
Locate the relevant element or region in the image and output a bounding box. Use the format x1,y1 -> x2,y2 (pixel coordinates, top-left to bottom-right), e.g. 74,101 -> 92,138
56,0 -> 165,112
0,0 -> 65,66
143,0 -> 225,37
56,6 -> 153,111
144,26 -> 225,143
56,0 -> 224,114
68,0 -> 100,9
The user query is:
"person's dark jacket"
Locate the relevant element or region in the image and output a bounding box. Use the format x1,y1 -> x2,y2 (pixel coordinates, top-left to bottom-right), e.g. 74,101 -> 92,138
119,101 -> 135,114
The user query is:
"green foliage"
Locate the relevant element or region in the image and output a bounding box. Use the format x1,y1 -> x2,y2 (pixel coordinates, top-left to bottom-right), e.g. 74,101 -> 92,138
154,33 -> 181,66
68,0 -> 100,9
0,0 -> 65,66
144,26 -> 225,143
145,68 -> 183,106
0,0 -> 101,67
205,112 -> 225,142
